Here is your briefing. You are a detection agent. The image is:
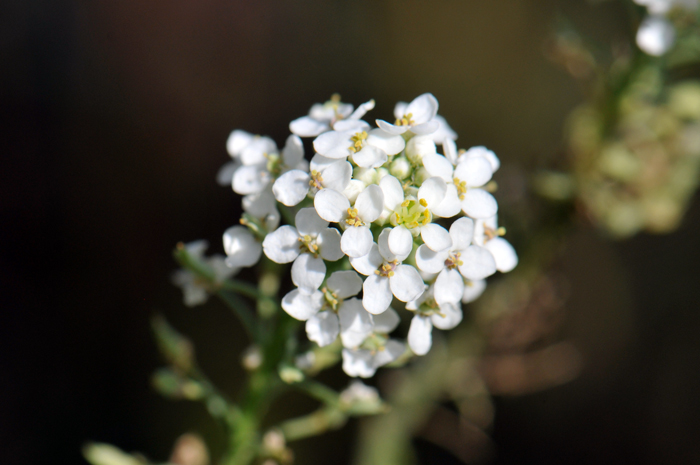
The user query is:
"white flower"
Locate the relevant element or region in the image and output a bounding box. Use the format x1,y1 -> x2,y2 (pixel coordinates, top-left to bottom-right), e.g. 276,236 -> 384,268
634,0 -> 698,15
232,134 -> 306,196
241,187 -> 281,231
314,184 -> 384,258
272,157 -> 352,207
314,126 -> 405,168
262,208 -> 342,292
636,15 -> 676,56
341,309 -> 404,377
452,152 -> 498,219
405,285 -> 463,355
380,175 -> 454,256
473,216 -> 518,273
376,93 -> 441,136
172,241 -> 239,307
349,232 -> 425,314
415,216 -> 497,287
462,278 -> 487,304
223,226 -> 263,268
289,94 -> 354,137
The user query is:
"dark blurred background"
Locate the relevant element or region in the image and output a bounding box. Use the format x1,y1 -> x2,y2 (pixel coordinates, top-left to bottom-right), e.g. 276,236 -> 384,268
3,0 -> 700,464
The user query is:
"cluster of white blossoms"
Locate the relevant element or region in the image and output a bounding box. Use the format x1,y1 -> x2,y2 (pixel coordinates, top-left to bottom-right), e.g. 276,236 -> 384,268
634,0 -> 698,55
220,94 -> 517,378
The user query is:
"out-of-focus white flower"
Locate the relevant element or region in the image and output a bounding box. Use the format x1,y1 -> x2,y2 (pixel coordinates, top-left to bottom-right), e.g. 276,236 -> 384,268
272,157 -> 352,207
223,226 -> 263,268
172,241 -> 239,307
341,309 -> 404,377
634,0 -> 698,15
405,285 -> 463,355
636,15 -> 676,56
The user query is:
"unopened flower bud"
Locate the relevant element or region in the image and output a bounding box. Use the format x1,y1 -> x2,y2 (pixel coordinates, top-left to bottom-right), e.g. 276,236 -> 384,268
389,156 -> 411,179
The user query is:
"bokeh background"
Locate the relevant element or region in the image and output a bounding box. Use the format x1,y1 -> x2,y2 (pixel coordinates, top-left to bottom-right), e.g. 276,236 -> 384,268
3,0 -> 700,464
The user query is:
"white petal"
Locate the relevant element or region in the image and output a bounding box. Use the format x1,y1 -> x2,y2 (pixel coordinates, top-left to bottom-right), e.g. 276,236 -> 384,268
462,146 -> 500,173
461,189 -> 498,219
321,160 -> 352,192
339,298 -> 374,348
462,279 -> 487,303
291,253 -> 326,292
281,288 -> 323,321
434,268 -> 465,305
223,226 -> 262,267
390,265 -> 425,302
318,228 -> 343,261
352,145 -> 387,169
306,312 -> 340,347
348,99 -> 375,120
431,302 -> 462,330
262,225 -> 300,264
273,170 -> 310,207
372,340 -> 405,368
216,161 -> 240,186
242,188 -> 277,217
341,226 -> 373,258
290,116 -> 329,137
406,135 -> 437,162
295,207 -> 328,237
454,157 -> 492,188
459,245 -> 497,280
342,349 -> 376,378
377,228 -> 397,262
408,315 -> 433,356
309,153 -> 337,172
393,101 -> 408,119
342,179 -> 365,204
387,226 -> 413,261
226,130 -> 253,157
410,120 -> 440,135
379,175 -> 404,211
313,131 -> 352,159
418,177 -> 447,208
327,270 -> 363,299
282,135 -> 304,167
431,115 -> 458,144
314,188 -> 350,223
422,153 -> 454,182
485,237 -> 518,272
431,184 -> 462,218
240,137 -> 276,166
367,128 -> 406,155
332,119 -> 370,133
233,165 -> 270,195
443,138 -> 458,165
405,93 -> 438,124
375,119 -> 408,135
449,217 -> 475,251
362,274 -> 393,314
636,15 -> 675,56
415,244 -> 448,274
355,184 -> 384,223
371,307 -> 401,333
349,243 -> 383,276
420,223 -> 452,252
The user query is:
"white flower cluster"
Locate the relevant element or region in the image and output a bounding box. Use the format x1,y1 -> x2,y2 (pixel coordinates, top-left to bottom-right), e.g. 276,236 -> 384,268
634,0 -> 698,56
220,94 -> 517,377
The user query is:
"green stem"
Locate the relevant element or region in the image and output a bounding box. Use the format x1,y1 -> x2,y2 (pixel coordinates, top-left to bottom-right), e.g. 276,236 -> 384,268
280,407 -> 347,442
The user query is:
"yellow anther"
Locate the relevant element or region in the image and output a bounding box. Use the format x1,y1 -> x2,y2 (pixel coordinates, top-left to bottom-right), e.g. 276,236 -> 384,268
388,271 -> 394,277
345,207 -> 364,227
444,252 -> 462,270
309,170 -> 324,189
484,226 -> 506,241
330,93 -> 341,103
348,131 -> 368,154
419,198 -> 428,207
454,177 -> 468,200
401,200 -> 411,208
376,260 -> 399,277
394,112 -> 415,126
497,227 -> 506,236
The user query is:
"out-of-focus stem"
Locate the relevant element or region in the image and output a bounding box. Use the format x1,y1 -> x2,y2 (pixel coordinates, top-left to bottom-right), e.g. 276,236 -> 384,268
280,407 -> 347,442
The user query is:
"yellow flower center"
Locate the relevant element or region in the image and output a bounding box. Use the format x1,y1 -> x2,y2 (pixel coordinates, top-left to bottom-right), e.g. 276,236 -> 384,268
345,207 -> 365,227
321,286 -> 340,311
484,226 -> 506,241
348,131 -> 368,154
391,199 -> 431,230
444,252 -> 463,270
454,177 -> 468,200
309,170 -> 324,190
395,112 -> 415,126
298,234 -> 319,256
375,260 -> 399,278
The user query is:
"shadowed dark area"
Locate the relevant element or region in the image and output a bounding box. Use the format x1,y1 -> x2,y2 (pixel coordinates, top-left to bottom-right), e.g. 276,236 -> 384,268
2,1 -> 700,464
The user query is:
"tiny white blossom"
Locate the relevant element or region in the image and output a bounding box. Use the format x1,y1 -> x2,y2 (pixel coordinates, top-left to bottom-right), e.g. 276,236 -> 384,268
473,216 -> 518,273
289,94 -> 354,137
376,93 -> 440,136
172,241 -> 239,307
223,226 -> 263,268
